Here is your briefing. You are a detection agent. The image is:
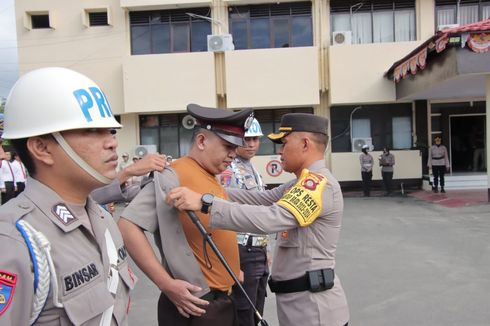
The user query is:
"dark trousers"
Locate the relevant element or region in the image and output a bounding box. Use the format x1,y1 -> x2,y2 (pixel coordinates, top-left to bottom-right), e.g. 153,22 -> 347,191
432,165 -> 446,189
382,171 -> 393,194
15,182 -> 25,197
158,291 -> 238,326
361,171 -> 373,196
232,245 -> 269,326
1,181 -> 16,205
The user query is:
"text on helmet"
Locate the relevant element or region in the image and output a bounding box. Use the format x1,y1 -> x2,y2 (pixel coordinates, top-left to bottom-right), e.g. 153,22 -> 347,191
73,87 -> 113,123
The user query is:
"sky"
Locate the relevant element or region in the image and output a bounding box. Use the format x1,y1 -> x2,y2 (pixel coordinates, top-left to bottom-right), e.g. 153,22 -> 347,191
0,0 -> 18,99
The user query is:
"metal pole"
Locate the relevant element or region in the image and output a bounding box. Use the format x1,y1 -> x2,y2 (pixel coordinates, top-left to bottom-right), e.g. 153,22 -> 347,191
186,210 -> 269,326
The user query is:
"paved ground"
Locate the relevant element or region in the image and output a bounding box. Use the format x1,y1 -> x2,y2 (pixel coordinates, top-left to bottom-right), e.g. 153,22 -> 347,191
127,192 -> 490,325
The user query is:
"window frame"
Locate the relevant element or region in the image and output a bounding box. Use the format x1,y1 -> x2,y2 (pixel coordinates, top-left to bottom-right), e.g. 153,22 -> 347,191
129,8 -> 211,55
330,0 -> 416,44
229,2 -> 313,50
435,0 -> 490,28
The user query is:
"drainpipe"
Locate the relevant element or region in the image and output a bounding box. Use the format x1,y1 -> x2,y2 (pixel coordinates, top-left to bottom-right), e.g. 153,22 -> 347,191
486,76 -> 490,201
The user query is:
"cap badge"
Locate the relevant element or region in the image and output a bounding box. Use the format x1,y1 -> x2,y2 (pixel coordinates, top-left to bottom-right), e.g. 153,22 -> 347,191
244,113 -> 255,131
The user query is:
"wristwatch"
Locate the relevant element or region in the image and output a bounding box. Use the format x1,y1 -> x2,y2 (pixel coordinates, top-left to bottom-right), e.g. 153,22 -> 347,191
201,193 -> 214,214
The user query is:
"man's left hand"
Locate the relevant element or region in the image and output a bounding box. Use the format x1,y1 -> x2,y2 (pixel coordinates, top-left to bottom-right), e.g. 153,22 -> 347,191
167,187 -> 202,212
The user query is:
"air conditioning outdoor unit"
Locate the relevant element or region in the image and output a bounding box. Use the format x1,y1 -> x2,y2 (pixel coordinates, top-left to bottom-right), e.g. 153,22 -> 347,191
352,137 -> 373,152
332,31 -> 352,45
134,144 -> 157,157
437,23 -> 459,31
207,34 -> 234,52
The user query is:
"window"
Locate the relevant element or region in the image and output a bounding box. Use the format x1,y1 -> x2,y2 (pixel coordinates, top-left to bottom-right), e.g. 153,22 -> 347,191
229,2 -> 313,50
435,0 -> 490,27
140,108 -> 314,158
330,104 -> 412,152
129,8 -> 211,55
89,12 -> 109,26
31,14 -> 50,29
330,0 -> 416,44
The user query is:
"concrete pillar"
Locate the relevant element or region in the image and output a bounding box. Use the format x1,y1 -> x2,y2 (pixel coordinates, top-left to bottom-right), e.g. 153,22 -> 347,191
486,76 -> 490,201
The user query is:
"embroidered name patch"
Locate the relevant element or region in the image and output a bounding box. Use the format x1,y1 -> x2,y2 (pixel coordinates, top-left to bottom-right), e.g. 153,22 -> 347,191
277,169 -> 327,227
52,204 -> 77,226
0,270 -> 17,316
63,263 -> 100,293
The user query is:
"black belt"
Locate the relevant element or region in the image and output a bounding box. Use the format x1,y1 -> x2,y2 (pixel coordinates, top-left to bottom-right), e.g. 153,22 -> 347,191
200,289 -> 230,302
268,268 -> 334,294
432,156 -> 444,160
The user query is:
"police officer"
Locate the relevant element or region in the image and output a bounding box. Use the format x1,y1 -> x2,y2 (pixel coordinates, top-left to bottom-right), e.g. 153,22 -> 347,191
219,118 -> 269,326
0,67 -> 134,325
379,147 -> 395,196
169,113 -> 350,326
118,104 -> 254,326
428,135 -> 450,193
359,144 -> 374,197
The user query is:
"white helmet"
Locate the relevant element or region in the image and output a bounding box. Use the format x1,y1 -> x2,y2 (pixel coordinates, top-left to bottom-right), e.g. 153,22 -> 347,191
3,67 -> 121,139
3,67 -> 121,185
244,118 -> 263,137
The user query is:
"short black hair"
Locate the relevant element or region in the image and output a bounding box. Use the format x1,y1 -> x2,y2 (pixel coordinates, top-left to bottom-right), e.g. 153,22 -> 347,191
10,138 -> 36,176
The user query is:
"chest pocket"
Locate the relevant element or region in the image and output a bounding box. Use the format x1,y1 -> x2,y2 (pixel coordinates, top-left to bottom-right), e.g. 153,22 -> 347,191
62,280 -> 113,325
277,228 -> 300,248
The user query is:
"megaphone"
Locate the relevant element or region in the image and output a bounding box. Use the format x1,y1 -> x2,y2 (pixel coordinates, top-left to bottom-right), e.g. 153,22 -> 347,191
182,115 -> 197,130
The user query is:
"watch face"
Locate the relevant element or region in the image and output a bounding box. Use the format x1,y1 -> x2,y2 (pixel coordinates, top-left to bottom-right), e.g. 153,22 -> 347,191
202,193 -> 214,204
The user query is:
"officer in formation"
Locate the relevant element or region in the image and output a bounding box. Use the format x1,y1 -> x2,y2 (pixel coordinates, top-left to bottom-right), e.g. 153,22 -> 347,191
379,147 -> 395,196
359,144 -> 374,197
118,104 -> 254,326
0,67 -> 134,325
169,113 -> 350,326
219,118 -> 269,326
0,151 -> 17,204
428,135 -> 450,193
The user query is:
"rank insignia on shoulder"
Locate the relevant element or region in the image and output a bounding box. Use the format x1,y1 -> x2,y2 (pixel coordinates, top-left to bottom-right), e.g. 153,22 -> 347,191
52,203 -> 77,226
277,169 -> 327,227
0,270 -> 17,316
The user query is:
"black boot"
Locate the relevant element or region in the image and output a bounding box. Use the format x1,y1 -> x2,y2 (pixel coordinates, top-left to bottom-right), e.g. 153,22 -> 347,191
440,187 -> 446,193
432,186 -> 438,193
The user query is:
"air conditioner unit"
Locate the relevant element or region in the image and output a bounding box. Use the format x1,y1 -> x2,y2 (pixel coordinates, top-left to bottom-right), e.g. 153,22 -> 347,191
352,137 -> 373,152
332,31 -> 352,45
134,144 -> 157,157
437,23 -> 459,31
207,34 -> 234,52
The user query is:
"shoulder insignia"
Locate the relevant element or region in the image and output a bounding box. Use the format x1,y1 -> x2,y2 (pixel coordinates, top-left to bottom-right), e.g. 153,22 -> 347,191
277,169 -> 327,227
0,270 -> 17,316
52,203 -> 78,226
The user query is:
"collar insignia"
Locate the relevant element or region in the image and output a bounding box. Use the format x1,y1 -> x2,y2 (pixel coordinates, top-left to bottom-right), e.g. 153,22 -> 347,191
52,204 -> 77,226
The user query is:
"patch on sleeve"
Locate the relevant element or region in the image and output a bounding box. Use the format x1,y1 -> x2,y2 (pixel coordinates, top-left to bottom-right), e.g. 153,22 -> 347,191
0,270 -> 17,316
277,169 -> 327,227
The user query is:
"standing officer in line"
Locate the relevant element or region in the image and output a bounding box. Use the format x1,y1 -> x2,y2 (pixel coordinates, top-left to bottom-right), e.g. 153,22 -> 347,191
11,152 -> 28,196
118,104 -> 254,326
219,118 -> 269,326
359,144 -> 374,197
0,151 -> 17,204
379,147 -> 395,196
169,113 -> 350,326
0,67 -> 134,325
428,135 -> 450,193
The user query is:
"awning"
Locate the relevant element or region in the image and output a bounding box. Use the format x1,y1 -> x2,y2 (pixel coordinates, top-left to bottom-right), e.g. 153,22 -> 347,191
385,19 -> 490,101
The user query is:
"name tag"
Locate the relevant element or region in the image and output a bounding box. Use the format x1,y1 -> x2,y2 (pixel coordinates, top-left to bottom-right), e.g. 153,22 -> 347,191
63,263 -> 100,294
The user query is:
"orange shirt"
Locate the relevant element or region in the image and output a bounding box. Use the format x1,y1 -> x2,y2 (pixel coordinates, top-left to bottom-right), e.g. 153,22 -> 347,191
172,157 -> 240,292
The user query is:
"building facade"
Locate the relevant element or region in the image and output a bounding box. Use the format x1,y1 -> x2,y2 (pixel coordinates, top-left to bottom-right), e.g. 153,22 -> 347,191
14,0 -> 490,187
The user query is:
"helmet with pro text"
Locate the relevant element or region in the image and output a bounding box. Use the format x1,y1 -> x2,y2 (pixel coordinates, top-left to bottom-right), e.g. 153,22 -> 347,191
3,67 -> 121,139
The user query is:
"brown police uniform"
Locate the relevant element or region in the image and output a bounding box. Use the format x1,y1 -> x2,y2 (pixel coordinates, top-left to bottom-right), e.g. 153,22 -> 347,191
208,113 -> 349,326
0,178 -> 134,325
210,160 -> 349,326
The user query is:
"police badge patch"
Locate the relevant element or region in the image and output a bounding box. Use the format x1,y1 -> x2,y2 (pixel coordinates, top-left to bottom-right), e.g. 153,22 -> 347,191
52,203 -> 78,226
0,270 -> 17,316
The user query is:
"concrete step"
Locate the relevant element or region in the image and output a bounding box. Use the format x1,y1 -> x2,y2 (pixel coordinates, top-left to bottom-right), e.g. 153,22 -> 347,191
424,174 -> 488,190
